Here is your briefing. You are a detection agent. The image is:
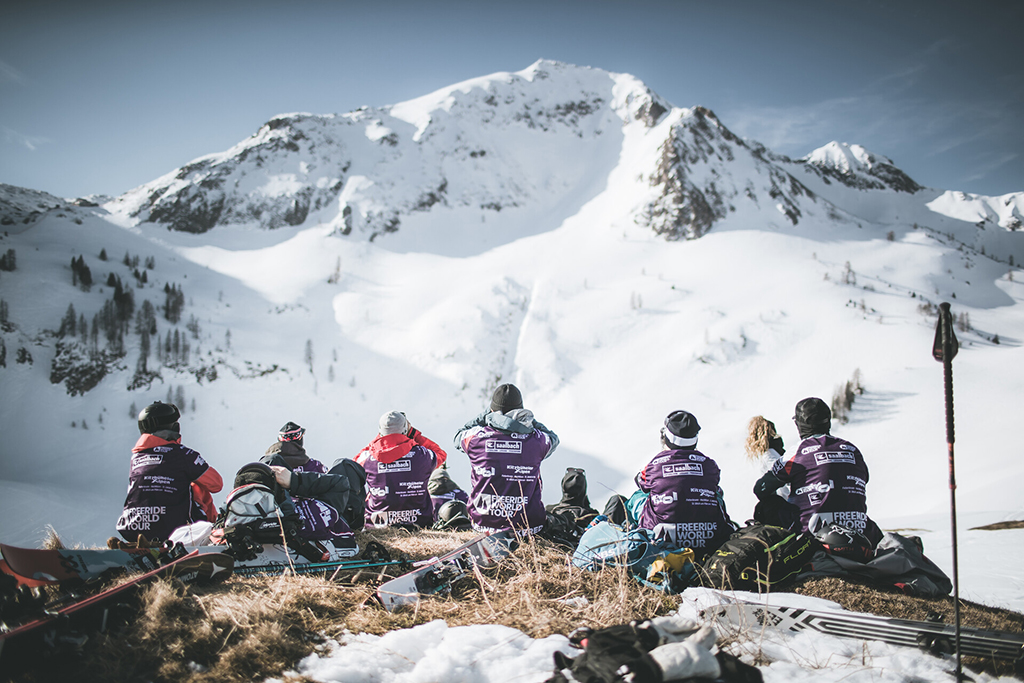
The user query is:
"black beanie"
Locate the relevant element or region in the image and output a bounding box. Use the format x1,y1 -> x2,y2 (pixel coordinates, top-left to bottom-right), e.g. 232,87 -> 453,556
663,410 -> 700,448
793,397 -> 831,438
278,421 -> 305,442
490,383 -> 524,413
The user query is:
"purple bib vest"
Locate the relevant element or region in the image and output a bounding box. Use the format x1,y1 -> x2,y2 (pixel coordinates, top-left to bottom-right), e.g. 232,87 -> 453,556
459,425 -> 554,533
362,445 -> 438,528
772,435 -> 871,535
635,448 -> 730,550
116,443 -> 211,542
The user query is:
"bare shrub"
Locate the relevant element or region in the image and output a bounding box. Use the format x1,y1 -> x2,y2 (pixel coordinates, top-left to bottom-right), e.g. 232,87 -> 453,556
831,369 -> 864,424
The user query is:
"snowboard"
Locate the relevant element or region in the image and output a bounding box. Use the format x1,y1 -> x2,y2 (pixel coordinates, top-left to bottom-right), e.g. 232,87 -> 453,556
0,542 -> 184,586
377,529 -> 517,611
0,550 -> 233,669
703,601 -> 1024,664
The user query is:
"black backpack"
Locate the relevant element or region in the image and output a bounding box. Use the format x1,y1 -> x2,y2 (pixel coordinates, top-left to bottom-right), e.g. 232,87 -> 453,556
701,522 -> 818,591
547,622 -> 763,683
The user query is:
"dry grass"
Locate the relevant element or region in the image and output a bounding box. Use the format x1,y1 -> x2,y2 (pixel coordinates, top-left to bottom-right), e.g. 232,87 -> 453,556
4,530 -> 675,683
970,520 -> 1024,531
5,530 -> 1022,682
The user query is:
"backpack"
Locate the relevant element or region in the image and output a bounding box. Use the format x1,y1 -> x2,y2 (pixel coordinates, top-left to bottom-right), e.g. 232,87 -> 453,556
326,457 -> 367,531
701,522 -> 818,592
222,482 -> 302,544
539,508 -> 587,550
635,548 -> 698,594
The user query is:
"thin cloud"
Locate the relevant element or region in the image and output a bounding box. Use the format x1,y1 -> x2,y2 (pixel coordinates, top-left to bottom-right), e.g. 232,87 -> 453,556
0,60 -> 24,84
3,126 -> 51,151
725,96 -> 863,155
960,152 -> 1018,187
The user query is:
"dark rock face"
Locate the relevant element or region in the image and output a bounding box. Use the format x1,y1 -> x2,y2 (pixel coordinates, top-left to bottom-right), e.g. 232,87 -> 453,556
636,106 -> 817,240
131,116 -> 350,233
642,133 -> 725,240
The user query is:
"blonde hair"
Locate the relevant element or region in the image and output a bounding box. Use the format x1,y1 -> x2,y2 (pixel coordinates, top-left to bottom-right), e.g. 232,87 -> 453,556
744,415 -> 778,461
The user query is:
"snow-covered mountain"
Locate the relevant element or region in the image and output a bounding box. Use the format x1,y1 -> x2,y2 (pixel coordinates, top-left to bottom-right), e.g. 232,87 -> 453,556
2,61 -> 1022,598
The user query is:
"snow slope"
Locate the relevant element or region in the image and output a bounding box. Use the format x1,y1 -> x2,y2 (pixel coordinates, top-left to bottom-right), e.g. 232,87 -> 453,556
1,61 -> 1023,626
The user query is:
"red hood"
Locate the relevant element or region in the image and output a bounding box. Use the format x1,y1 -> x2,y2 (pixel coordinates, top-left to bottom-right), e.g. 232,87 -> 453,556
365,433 -> 414,464
133,433 -> 181,452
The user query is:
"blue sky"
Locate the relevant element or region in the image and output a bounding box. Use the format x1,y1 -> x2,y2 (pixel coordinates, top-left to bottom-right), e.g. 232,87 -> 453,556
1,0 -> 1021,199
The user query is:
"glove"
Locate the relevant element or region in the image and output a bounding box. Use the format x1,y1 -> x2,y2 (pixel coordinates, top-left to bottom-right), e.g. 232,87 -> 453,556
768,435 -> 785,456
642,614 -> 701,644
647,626 -> 721,680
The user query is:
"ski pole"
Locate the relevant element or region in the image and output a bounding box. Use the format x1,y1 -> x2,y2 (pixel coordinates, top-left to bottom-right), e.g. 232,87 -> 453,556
932,302 -> 962,681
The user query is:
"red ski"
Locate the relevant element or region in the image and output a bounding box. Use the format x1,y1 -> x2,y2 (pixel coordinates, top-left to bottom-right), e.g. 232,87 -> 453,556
0,550 -> 233,669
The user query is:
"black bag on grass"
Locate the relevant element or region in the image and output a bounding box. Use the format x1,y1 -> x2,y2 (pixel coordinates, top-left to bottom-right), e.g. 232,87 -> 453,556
701,522 -> 818,591
546,622 -> 762,683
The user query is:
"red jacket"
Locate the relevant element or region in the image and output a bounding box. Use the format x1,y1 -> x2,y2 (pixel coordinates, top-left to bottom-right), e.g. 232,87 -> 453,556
355,428 -> 447,467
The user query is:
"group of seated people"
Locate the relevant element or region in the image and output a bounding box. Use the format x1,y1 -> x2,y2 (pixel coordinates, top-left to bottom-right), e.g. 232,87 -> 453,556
115,386 -> 882,562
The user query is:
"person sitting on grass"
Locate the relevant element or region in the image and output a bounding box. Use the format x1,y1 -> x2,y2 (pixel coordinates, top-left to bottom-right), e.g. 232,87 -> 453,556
605,410 -> 733,560
116,401 -> 222,544
356,411 -> 447,528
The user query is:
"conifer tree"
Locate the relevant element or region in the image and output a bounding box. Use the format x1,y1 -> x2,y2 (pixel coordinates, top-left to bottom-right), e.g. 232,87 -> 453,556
58,303 -> 77,338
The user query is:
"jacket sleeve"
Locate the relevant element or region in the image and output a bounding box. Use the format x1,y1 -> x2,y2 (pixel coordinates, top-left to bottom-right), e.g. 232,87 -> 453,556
635,464 -> 652,492
288,470 -> 352,522
532,419 -> 559,458
190,466 -> 222,522
753,471 -> 785,500
410,428 -> 447,467
289,470 -> 348,499
453,411 -> 488,453
195,465 -> 223,494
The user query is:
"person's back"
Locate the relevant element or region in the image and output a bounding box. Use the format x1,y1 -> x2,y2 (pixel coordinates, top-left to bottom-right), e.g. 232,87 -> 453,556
356,411 -> 445,528
454,384 -> 558,534
634,411 -> 731,554
777,433 -> 870,533
756,397 -> 881,545
261,421 -> 360,540
427,465 -> 470,519
116,401 -> 222,543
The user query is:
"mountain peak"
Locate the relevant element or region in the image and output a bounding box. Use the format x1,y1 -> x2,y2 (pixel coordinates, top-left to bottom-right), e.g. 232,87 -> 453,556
803,141 -> 922,193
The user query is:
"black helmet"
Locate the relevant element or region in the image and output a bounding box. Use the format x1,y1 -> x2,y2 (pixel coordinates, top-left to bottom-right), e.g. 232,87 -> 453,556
234,462 -> 276,490
793,397 -> 831,438
433,500 -> 472,531
138,401 -> 180,435
815,523 -> 873,563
